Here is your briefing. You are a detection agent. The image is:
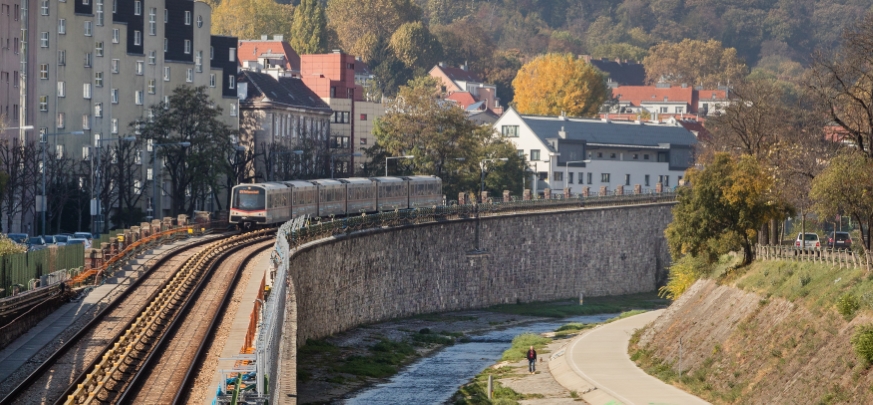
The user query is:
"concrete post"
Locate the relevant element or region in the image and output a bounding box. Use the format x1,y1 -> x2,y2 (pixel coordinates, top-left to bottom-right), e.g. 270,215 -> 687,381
140,222 -> 151,237
523,189 -> 531,201
563,188 -> 571,199
600,186 -> 608,196
152,219 -> 163,233
458,192 -> 466,206
616,185 -> 624,195
480,191 -> 489,203
582,187 -> 590,197
177,214 -> 188,226
544,188 -> 551,200
634,184 -> 642,194
503,190 -> 511,202
656,183 -> 663,193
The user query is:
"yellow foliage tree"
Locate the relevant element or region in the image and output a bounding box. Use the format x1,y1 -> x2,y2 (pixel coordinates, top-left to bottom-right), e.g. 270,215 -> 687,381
326,0 -> 421,59
210,0 -> 294,41
643,39 -> 747,88
511,53 -> 609,118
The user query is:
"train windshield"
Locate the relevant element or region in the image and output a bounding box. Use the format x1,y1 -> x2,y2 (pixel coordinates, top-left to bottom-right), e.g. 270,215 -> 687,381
233,187 -> 266,210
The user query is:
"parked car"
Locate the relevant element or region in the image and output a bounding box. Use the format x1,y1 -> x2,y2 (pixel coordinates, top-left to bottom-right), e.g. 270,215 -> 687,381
828,232 -> 853,250
26,236 -> 47,251
7,233 -> 28,244
42,235 -> 57,245
73,232 -> 93,241
66,238 -> 88,248
795,233 -> 821,249
53,235 -> 69,246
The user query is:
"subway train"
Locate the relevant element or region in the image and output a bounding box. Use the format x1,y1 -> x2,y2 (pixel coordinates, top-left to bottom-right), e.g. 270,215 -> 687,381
229,176 -> 443,228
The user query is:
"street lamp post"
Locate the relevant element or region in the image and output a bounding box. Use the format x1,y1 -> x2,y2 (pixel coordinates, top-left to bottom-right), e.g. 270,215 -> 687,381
385,155 -> 415,177
90,136 -> 135,235
331,152 -> 362,179
479,158 -> 508,197
40,130 -> 84,236
149,141 -> 191,221
564,160 -> 591,194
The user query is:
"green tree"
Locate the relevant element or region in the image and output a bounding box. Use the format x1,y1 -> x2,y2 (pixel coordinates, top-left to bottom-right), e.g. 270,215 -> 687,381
326,0 -> 421,59
290,0 -> 327,54
643,39 -> 747,88
811,152 -> 873,251
591,43 -> 649,62
138,86 -> 237,216
666,153 -> 780,265
389,21 -> 443,69
211,0 -> 293,41
512,53 -> 609,118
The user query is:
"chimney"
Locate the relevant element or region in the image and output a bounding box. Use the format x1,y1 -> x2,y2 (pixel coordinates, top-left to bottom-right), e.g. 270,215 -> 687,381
439,61 -> 445,68
558,126 -> 567,139
332,49 -> 342,54
273,35 -> 283,41
559,111 -> 567,121
461,62 -> 468,71
261,35 -> 268,40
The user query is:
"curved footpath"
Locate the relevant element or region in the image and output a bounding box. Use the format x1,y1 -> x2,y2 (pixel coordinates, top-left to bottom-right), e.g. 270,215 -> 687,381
549,309 -> 710,405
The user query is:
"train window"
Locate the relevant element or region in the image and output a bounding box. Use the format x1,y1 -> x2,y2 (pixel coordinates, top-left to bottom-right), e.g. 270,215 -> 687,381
233,187 -> 265,210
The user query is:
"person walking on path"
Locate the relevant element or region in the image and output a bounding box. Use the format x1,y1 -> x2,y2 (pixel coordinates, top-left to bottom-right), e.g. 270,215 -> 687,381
527,346 -> 537,374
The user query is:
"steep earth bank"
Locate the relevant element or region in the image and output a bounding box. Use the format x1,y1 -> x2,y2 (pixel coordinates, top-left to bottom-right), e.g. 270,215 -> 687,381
634,264 -> 873,404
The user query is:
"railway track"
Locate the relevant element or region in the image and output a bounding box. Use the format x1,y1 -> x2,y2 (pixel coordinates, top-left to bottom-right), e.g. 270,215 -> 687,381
57,229 -> 275,405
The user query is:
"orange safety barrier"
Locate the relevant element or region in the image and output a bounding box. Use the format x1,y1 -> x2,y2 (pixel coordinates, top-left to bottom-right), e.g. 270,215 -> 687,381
243,274 -> 266,351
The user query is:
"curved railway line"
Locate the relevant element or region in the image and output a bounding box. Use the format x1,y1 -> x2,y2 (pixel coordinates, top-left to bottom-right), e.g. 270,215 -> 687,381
0,229 -> 275,405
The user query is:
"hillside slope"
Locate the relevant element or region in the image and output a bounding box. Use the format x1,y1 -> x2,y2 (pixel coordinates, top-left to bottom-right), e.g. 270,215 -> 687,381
633,261 -> 873,404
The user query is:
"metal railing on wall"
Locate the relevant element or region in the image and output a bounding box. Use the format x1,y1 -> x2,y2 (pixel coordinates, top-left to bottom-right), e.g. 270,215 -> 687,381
755,244 -> 871,272
0,244 -> 85,299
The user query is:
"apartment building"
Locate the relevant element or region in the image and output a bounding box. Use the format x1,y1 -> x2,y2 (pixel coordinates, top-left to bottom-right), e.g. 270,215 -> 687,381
0,0 -> 36,142
30,0 -> 237,221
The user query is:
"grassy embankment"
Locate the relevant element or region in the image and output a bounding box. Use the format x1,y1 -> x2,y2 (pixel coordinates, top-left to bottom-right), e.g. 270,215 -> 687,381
630,255 -> 873,404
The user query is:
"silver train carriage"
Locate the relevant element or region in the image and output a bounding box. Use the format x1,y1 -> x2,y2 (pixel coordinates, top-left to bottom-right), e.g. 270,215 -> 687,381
230,176 -> 442,228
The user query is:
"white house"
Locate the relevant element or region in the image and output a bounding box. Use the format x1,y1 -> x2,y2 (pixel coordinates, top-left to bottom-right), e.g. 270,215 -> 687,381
495,107 -> 698,195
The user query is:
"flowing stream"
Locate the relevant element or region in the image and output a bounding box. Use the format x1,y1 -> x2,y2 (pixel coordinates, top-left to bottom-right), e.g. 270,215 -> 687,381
344,313 -> 617,404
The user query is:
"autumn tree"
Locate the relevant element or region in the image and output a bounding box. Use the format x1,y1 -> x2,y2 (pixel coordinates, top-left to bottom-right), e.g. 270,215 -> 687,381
666,153 -> 781,265
810,12 -> 873,157
211,0 -> 293,41
425,0 -> 470,25
512,53 -> 609,118
811,152 -> 873,252
138,86 -> 236,216
389,21 -> 443,69
643,39 -> 747,88
326,0 -> 421,60
290,0 -> 327,54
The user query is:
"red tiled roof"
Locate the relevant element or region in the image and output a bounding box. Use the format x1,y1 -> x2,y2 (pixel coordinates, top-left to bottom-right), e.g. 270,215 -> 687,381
698,89 -> 728,101
437,66 -> 482,83
237,40 -> 301,72
446,92 -> 477,109
612,86 -> 695,107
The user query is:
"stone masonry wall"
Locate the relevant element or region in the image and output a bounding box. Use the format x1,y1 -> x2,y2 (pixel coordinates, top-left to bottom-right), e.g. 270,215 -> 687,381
286,203 -> 674,345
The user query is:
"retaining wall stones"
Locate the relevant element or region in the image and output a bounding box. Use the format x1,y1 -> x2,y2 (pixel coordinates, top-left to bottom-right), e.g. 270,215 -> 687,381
285,202 -> 674,345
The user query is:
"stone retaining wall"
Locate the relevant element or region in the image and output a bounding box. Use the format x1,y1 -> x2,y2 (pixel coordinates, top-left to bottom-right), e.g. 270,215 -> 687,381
285,202 -> 674,345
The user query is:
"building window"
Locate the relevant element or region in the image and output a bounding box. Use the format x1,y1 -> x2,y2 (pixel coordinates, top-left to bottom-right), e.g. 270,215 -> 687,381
82,146 -> 90,160
148,79 -> 156,93
14,4 -> 18,20
82,114 -> 90,130
660,106 -> 668,113
149,8 -> 156,35
134,0 -> 141,15
149,51 -> 156,65
135,90 -> 143,105
601,173 -> 610,183
164,8 -> 168,22
664,175 -> 670,187
360,137 -> 368,145
164,38 -> 168,52
40,32 -> 48,47
184,40 -> 191,54
111,59 -> 119,73
39,96 -> 48,111
136,61 -> 144,75
134,31 -> 141,46
57,112 -> 65,129
112,0 -> 116,13
228,75 -> 235,89
501,125 -> 519,137
39,64 -> 48,79
14,38 -> 19,54
163,67 -> 170,81
644,175 -> 650,187
112,29 -> 119,43
553,172 -> 563,182
675,106 -> 683,114
84,52 -> 92,67
58,50 -> 66,66
84,21 -> 92,36
230,104 -> 237,117
40,0 -> 47,15
111,118 -> 118,134
632,153 -> 638,160
209,74 -> 215,87
196,51 -> 202,72
331,111 -> 349,123
643,154 -> 649,160
111,88 -> 118,103
210,46 -> 214,60
95,42 -> 104,57
83,83 -> 92,99
58,19 -> 66,35
186,68 -> 193,82
229,48 -> 236,62
360,114 -> 367,121
184,10 -> 191,25
94,103 -> 103,117
530,149 -> 540,161
55,144 -> 65,159
568,172 -> 574,184
95,0 -> 103,25
658,152 -> 668,162
57,81 -> 65,97
625,174 -> 630,186
197,15 -> 203,28
95,72 -> 103,87
587,172 -> 592,184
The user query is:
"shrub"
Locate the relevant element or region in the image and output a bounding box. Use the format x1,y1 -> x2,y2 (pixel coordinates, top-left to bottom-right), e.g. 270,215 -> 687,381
837,293 -> 861,320
851,324 -> 873,365
501,333 -> 551,362
659,255 -> 710,300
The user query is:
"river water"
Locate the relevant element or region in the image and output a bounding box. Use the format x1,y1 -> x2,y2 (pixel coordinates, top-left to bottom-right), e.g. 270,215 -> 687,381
344,313 -> 617,405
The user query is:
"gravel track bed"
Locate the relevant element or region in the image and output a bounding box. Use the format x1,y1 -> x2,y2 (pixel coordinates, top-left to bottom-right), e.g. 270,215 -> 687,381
0,246 -> 209,405
187,247 -> 270,405
128,242 -> 271,404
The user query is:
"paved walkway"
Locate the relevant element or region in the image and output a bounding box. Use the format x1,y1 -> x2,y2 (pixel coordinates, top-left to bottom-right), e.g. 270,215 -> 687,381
550,310 -> 710,405
0,234 -> 222,383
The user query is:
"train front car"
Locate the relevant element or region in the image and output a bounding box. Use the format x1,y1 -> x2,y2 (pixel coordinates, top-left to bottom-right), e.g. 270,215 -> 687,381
407,175 -> 443,208
230,184 -> 268,229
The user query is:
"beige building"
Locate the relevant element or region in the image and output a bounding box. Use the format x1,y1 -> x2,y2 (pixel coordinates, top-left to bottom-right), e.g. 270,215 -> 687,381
32,0 -> 238,224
